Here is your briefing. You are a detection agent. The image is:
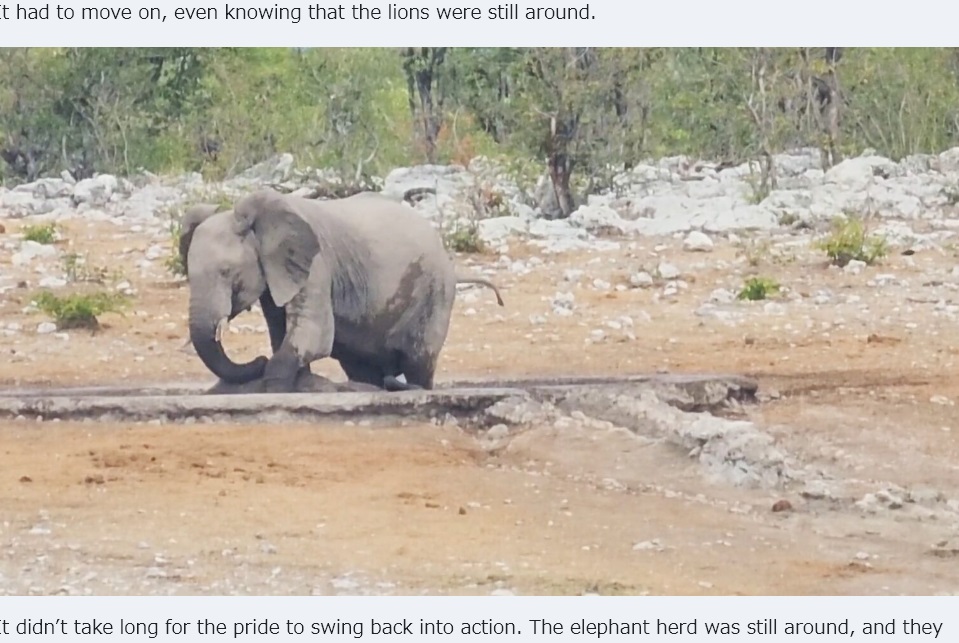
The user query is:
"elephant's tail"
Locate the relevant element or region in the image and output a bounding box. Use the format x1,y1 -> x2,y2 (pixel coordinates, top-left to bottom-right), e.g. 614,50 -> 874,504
455,275 -> 505,306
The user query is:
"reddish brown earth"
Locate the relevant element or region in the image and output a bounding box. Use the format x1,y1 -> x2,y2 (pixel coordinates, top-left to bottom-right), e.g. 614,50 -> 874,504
1,218 -> 958,595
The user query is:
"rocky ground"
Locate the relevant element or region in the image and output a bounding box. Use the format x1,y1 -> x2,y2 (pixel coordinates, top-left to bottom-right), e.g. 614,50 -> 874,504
2,148 -> 959,595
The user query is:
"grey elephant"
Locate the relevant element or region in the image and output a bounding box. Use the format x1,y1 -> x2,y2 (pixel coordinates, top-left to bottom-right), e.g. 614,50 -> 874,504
179,189 -> 503,392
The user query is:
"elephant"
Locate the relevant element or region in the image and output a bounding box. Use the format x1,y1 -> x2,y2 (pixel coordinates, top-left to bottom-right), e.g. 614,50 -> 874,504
179,189 -> 503,393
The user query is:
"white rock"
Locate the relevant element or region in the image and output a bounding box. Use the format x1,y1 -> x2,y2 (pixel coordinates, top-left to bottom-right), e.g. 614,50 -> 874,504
36,322 -> 57,335
478,216 -> 527,244
569,204 -> 632,235
629,271 -> 654,288
824,155 -> 897,189
683,231 -> 714,252
709,288 -> 736,304
12,241 -> 58,266
843,260 -> 868,275
550,291 -> 575,316
657,262 -> 681,280
38,276 -> 67,288
145,244 -> 165,261
632,539 -> 665,552
73,174 -> 118,206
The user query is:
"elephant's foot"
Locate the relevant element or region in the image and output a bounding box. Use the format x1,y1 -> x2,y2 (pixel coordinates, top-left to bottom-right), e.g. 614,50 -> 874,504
383,375 -> 423,392
262,346 -> 301,393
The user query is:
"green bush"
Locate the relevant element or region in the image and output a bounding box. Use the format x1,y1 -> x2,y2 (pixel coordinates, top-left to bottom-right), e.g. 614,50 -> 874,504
737,276 -> 781,301
34,290 -> 129,330
816,217 -> 888,267
165,216 -> 186,277
3,47 -> 959,197
445,225 -> 485,254
21,223 -> 59,245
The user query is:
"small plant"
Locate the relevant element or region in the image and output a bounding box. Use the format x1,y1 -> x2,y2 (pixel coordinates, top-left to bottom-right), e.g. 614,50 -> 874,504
738,238 -> 772,267
942,184 -> 959,206
445,224 -> 485,254
21,223 -> 59,245
744,165 -> 773,205
737,276 -> 781,301
61,252 -> 122,284
34,290 -> 129,330
777,211 -> 800,227
165,216 -> 187,277
815,216 -> 888,267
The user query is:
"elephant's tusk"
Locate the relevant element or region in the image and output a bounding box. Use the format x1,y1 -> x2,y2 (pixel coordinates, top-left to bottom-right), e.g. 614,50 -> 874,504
215,317 -> 229,343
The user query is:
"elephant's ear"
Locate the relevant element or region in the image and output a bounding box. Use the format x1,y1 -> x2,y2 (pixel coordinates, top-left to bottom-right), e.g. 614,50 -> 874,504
233,190 -> 320,307
178,204 -> 221,275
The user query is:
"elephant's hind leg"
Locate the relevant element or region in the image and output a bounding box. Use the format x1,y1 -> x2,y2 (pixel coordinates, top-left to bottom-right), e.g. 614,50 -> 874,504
338,356 -> 386,389
396,353 -> 436,391
373,349 -> 434,392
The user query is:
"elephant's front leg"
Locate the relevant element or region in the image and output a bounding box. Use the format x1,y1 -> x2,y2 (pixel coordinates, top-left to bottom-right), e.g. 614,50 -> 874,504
259,290 -> 287,353
260,289 -> 311,382
262,260 -> 334,393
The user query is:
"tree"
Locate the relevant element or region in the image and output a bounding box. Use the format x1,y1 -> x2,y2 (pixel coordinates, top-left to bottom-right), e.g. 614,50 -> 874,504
401,47 -> 448,163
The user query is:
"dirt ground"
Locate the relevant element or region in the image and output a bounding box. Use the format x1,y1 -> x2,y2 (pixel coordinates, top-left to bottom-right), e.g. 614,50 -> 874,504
1,217 -> 959,595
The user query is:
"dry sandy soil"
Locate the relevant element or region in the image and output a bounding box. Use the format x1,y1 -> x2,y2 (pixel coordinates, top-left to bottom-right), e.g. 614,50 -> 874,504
1,217 -> 959,596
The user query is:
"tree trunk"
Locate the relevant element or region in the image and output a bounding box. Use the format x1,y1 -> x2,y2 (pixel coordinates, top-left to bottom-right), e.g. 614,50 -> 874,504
401,47 -> 447,164
547,150 -> 575,219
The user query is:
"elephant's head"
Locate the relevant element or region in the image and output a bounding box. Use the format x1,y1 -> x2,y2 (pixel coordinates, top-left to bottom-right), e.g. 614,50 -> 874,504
179,191 -> 320,384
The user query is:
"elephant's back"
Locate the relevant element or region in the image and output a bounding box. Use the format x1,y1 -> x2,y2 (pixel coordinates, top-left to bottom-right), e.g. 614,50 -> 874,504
306,194 -> 456,315
317,194 -> 449,264
326,193 -> 439,240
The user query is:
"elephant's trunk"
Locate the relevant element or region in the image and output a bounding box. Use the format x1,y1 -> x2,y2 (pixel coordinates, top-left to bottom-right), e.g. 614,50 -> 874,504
189,293 -> 267,384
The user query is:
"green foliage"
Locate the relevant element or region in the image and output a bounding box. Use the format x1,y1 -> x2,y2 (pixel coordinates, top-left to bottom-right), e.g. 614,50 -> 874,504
21,223 -> 59,244
1,47 -> 959,190
816,216 -> 889,266
445,224 -> 485,254
840,48 -> 959,160
34,290 -> 129,330
738,276 -> 781,301
165,215 -> 186,278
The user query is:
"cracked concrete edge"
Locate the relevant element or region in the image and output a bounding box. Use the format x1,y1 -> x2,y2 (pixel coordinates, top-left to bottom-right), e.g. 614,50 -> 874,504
0,372 -> 759,403
0,388 -> 527,423
0,375 -> 755,424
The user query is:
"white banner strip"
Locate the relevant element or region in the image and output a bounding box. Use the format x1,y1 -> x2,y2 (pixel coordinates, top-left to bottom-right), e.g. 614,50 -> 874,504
0,595 -> 954,641
0,0 -> 954,47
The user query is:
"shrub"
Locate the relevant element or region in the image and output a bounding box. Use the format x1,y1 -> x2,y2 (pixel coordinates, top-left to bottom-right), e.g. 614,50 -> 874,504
816,216 -> 888,267
737,276 -> 781,301
34,290 -> 129,330
445,225 -> 485,254
165,216 -> 187,278
21,223 -> 59,245
942,184 -> 959,206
